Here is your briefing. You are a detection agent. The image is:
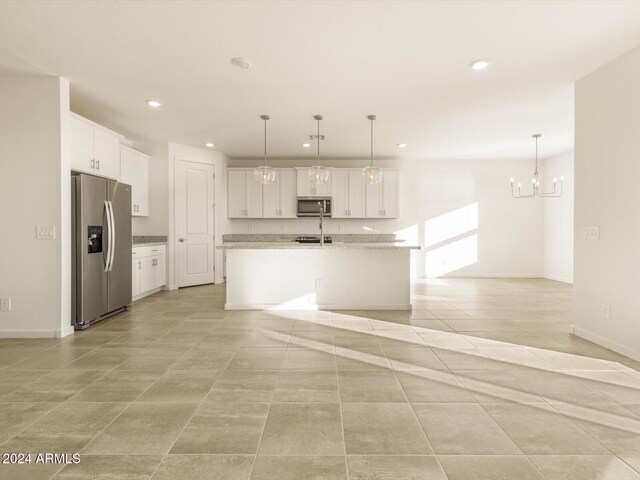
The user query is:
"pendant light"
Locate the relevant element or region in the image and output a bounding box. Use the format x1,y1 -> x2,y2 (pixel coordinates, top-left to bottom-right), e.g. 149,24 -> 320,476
510,134 -> 563,198
362,114 -> 383,184
308,115 -> 330,184
254,114 -> 276,184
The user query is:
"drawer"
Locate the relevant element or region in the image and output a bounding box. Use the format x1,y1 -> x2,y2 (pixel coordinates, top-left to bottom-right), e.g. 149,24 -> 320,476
132,244 -> 166,259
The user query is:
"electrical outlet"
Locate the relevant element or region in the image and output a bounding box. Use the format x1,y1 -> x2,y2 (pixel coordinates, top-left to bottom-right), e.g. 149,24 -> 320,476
315,279 -> 322,290
0,297 -> 11,312
600,303 -> 610,319
583,226 -> 599,240
247,224 -> 252,232
36,225 -> 56,239
337,224 -> 342,232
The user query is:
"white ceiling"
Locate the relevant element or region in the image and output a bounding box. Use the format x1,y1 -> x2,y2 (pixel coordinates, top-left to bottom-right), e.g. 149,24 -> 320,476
1,1 -> 640,161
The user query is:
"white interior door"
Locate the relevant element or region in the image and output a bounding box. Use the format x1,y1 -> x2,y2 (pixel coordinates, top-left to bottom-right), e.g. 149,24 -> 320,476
176,159 -> 215,287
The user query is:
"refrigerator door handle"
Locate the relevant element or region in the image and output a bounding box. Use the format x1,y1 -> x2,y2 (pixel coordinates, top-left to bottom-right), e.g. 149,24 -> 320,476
107,200 -> 116,272
104,200 -> 112,272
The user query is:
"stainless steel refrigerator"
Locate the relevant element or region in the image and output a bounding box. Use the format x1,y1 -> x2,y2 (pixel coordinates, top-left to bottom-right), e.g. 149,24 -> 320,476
71,174 -> 132,329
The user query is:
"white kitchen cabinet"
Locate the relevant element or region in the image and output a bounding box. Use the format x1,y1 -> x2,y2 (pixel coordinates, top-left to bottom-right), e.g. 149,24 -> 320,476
263,168 -> 297,218
120,146 -> 150,216
245,171 -> 263,218
93,129 -> 120,179
69,113 -> 123,179
69,116 -> 94,174
140,257 -> 155,293
153,251 -> 166,289
228,170 -> 247,218
132,245 -> 166,300
132,258 -> 141,297
332,169 -> 366,218
348,170 -> 367,218
279,169 -> 297,218
331,169 -> 349,218
227,169 -> 263,218
296,168 -> 332,197
366,169 -> 399,218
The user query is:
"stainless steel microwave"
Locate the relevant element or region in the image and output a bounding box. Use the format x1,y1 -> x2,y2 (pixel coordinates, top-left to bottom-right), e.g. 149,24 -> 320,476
297,197 -> 332,217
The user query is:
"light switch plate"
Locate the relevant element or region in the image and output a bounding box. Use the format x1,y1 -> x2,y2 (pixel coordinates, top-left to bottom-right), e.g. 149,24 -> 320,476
0,298 -> 11,312
583,226 -> 599,240
37,225 -> 56,239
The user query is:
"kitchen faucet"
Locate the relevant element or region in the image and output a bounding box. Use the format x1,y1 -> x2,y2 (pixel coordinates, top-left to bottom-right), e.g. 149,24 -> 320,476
318,201 -> 324,245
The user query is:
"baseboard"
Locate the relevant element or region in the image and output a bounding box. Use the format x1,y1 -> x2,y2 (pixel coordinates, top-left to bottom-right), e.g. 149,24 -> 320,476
133,287 -> 162,302
573,326 -> 640,363
0,330 -> 64,338
543,273 -> 574,284
57,325 -> 75,338
225,303 -> 413,311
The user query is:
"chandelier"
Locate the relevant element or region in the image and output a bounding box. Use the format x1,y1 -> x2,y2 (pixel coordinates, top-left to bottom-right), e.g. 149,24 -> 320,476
511,134 -> 563,198
254,114 -> 276,184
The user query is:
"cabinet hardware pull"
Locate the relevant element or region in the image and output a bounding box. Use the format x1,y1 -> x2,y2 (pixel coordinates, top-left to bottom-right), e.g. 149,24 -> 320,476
96,160 -> 100,170
91,159 -> 95,169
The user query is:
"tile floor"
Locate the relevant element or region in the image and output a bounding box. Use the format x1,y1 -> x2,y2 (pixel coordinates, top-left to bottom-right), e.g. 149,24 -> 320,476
1,278 -> 640,479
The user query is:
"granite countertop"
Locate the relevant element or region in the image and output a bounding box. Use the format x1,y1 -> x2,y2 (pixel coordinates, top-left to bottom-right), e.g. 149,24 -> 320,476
222,233 -> 404,243
218,242 -> 420,250
132,235 -> 167,247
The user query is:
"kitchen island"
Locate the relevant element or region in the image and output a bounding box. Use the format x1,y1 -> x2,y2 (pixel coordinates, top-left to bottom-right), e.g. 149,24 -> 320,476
218,242 -> 420,310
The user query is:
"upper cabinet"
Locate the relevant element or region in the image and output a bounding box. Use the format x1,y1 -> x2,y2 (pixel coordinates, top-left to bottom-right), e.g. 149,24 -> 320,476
332,169 -> 366,219
69,113 -> 122,180
263,168 -> 297,218
296,168 -> 332,197
120,145 -> 150,217
227,169 -> 263,218
227,167 -> 398,220
365,169 -> 399,218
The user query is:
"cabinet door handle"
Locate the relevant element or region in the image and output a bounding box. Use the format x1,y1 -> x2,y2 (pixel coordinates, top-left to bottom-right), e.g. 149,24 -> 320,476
96,160 -> 100,170
138,261 -> 141,270
91,159 -> 95,169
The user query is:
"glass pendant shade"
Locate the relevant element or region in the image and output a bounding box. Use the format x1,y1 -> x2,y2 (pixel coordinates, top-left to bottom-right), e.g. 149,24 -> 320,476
254,165 -> 276,184
363,114 -> 383,185
254,114 -> 276,184
362,165 -> 383,184
308,165 -> 330,184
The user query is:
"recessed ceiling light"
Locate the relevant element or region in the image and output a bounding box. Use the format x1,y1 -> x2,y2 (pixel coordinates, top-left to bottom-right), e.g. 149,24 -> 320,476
469,58 -> 491,71
301,143 -> 311,148
205,142 -> 214,148
397,143 -> 408,148
146,100 -> 161,108
231,57 -> 252,69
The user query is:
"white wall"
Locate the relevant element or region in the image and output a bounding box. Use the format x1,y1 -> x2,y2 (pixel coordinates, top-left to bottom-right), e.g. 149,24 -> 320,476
168,143 -> 229,288
574,45 -> 640,362
543,151 -> 574,283
227,158 -> 544,278
0,76 -> 72,337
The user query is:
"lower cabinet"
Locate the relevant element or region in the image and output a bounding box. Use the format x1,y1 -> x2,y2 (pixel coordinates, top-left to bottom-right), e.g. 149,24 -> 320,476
132,245 -> 166,300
